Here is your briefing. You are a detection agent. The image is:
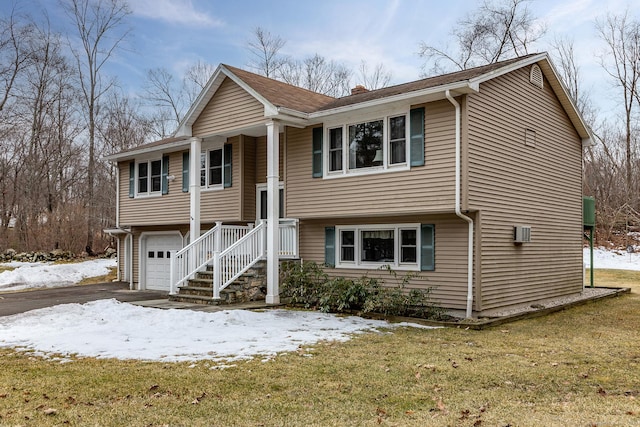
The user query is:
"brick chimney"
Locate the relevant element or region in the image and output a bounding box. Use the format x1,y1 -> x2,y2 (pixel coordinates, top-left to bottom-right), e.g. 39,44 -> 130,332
351,85 -> 369,95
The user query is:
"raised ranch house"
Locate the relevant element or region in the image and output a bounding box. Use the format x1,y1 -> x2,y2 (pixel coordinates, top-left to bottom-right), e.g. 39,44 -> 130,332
105,52 -> 593,318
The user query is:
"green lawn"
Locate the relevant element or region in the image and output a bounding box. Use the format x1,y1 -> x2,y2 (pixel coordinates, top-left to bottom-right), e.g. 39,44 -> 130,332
0,269 -> 638,426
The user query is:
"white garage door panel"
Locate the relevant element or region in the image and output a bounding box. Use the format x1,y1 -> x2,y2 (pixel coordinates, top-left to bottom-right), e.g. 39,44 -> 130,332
145,234 -> 182,291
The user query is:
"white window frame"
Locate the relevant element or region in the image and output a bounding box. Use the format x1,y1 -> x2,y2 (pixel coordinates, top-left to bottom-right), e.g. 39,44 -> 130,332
200,145 -> 225,191
324,111 -> 410,179
136,158 -> 162,198
255,182 -> 285,221
335,223 -> 421,270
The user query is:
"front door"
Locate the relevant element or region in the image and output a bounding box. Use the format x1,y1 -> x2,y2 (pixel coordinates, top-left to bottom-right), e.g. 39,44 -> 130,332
256,184 -> 284,220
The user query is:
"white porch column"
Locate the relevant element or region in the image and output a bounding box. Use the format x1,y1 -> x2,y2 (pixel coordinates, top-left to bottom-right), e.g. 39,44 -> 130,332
189,137 -> 202,240
266,120 -> 280,304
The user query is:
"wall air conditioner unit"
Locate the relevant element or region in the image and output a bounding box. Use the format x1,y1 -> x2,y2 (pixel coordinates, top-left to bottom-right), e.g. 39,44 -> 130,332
514,225 -> 531,243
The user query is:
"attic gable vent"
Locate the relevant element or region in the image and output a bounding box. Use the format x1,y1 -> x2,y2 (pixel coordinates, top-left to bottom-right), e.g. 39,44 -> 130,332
530,64 -> 543,89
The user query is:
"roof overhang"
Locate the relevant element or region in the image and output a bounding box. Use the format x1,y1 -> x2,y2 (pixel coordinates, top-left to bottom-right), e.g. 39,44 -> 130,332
308,81 -> 480,122
104,227 -> 131,235
104,138 -> 191,162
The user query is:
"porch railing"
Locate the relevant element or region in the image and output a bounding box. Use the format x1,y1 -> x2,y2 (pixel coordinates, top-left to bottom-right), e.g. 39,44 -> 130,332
212,219 -> 299,298
169,222 -> 250,294
278,218 -> 298,258
214,221 -> 266,299
170,219 -> 299,299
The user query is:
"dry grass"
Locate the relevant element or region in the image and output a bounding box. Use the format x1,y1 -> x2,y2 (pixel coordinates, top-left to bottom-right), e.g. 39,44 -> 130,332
76,266 -> 118,285
0,270 -> 638,426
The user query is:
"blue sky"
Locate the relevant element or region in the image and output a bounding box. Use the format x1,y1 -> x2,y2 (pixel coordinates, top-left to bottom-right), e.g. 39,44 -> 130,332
3,0 -> 640,116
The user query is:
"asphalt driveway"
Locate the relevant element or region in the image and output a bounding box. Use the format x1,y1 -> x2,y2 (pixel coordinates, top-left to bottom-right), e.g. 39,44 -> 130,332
0,282 -> 166,317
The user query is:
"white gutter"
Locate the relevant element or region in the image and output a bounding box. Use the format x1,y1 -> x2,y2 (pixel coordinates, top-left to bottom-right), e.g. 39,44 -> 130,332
445,90 -> 475,319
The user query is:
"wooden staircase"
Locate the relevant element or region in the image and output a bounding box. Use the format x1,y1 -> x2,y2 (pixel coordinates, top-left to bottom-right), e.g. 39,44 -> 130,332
169,260 -> 267,305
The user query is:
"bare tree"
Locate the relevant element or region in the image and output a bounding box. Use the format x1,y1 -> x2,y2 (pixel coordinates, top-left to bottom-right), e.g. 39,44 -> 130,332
60,0 -> 131,254
596,11 -> 640,209
0,6 -> 34,112
247,27 -> 286,78
357,60 -> 392,90
184,60 -> 215,104
279,54 -> 352,97
418,0 -> 546,75
142,67 -> 186,128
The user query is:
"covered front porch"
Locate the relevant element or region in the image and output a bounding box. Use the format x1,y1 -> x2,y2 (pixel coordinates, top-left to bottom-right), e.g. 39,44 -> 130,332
169,218 -> 298,304
177,118 -> 294,305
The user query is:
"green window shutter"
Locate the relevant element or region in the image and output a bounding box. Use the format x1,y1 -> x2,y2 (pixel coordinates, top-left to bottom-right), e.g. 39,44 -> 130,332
410,107 -> 425,167
161,155 -> 169,195
324,226 -> 335,267
312,127 -> 323,178
223,143 -> 232,188
420,224 -> 435,271
182,152 -> 189,193
128,161 -> 135,198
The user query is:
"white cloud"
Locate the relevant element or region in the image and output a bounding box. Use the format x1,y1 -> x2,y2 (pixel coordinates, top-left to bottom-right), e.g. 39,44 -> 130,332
129,0 -> 224,27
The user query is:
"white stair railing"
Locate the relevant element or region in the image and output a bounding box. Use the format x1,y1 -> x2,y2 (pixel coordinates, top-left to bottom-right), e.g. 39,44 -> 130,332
211,219 -> 300,299
213,221 -> 266,299
170,222 -> 251,294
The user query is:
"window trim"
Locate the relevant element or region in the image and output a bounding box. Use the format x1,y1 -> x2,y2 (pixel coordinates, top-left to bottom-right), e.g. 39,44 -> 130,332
136,158 -> 163,198
200,144 -> 229,191
324,111 -> 410,179
335,223 -> 421,271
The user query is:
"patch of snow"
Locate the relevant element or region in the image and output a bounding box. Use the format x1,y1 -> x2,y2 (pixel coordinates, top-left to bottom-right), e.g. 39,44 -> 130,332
0,259 -> 116,291
583,247 -> 640,271
0,299 -> 435,363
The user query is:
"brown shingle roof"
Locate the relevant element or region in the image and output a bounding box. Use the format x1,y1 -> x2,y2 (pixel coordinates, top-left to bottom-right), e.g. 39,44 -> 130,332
223,65 -> 336,113
317,54 -> 539,111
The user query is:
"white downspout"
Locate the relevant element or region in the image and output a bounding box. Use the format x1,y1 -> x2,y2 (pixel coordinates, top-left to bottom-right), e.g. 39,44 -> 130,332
128,234 -> 134,290
445,90 -> 475,319
115,166 -> 121,282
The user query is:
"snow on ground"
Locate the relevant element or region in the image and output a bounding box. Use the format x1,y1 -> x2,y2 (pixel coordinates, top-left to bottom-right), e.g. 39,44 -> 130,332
0,259 -> 116,291
0,248 -> 634,364
0,299 -> 433,363
583,247 -> 640,271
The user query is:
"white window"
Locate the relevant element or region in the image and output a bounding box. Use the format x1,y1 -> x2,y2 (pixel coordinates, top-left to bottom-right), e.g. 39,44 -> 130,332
137,159 -> 162,196
336,224 -> 420,270
200,146 -> 228,189
326,113 -> 409,177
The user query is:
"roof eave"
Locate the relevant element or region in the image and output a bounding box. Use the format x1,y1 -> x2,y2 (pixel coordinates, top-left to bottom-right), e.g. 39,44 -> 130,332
309,81 -> 480,119
104,138 -> 191,162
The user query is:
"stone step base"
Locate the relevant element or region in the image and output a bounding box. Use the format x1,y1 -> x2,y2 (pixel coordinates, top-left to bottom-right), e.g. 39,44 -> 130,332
171,260 -> 269,304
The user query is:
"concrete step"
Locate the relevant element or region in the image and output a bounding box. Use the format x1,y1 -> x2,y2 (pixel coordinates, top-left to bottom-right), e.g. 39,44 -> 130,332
169,288 -> 238,305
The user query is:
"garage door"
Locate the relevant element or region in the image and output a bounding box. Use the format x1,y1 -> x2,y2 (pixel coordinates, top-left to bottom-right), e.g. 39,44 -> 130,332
145,234 -> 183,291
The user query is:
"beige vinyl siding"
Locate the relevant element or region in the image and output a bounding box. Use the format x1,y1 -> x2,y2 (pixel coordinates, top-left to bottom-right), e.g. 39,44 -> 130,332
255,135 -> 285,184
285,100 -> 456,219
201,136 -> 242,222
242,136 -> 257,221
298,214 -> 471,310
467,67 -> 583,311
192,77 -> 265,137
119,151 -> 190,226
